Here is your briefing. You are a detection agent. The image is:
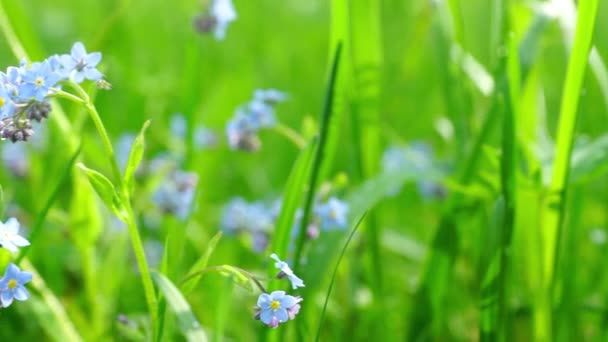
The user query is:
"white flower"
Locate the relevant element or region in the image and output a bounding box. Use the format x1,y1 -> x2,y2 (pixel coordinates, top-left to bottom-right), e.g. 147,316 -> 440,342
270,253 -> 305,290
0,218 -> 30,253
211,0 -> 237,40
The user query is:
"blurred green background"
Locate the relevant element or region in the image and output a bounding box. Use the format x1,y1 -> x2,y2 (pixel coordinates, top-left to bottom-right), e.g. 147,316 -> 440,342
0,0 -> 607,340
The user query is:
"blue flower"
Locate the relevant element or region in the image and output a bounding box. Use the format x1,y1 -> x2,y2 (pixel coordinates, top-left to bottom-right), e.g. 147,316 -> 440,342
245,100 -> 277,129
0,218 -> 30,253
2,141 -> 29,177
254,89 -> 288,104
20,61 -> 61,101
254,291 -> 302,328
115,133 -> 136,172
59,42 -> 103,83
221,198 -> 276,252
0,263 -> 32,307
210,0 -> 237,40
152,170 -> 198,220
315,197 -> 349,230
170,113 -> 187,138
220,197 -> 251,234
270,253 -> 305,289
226,113 -> 260,151
194,125 -> 218,149
0,82 -> 16,118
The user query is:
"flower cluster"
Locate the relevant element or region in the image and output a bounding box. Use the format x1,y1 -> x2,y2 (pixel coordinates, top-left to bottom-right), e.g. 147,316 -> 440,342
0,218 -> 33,308
0,42 -> 103,143
193,0 -> 237,40
254,254 -> 303,328
226,89 -> 287,151
152,169 -> 199,220
221,195 -> 349,253
381,142 -> 447,199
220,197 -> 277,252
169,113 -> 218,151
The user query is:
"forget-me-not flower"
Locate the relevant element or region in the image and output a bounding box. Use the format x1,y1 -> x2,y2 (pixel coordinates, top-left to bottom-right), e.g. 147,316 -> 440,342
210,0 -> 237,40
0,83 -> 16,118
20,61 -> 60,101
152,170 -> 198,220
270,253 -> 305,289
0,218 -> 30,253
0,263 -> 32,307
59,42 -> 103,83
315,197 -> 349,230
254,291 -> 302,328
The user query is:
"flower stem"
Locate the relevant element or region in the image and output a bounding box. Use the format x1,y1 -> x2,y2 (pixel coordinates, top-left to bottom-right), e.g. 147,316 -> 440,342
67,83 -> 159,334
273,123 -> 306,148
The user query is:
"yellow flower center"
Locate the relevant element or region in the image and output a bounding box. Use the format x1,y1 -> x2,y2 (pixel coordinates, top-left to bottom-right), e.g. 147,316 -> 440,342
329,210 -> 337,219
7,279 -> 17,289
35,77 -> 45,87
270,300 -> 281,310
0,97 -> 5,107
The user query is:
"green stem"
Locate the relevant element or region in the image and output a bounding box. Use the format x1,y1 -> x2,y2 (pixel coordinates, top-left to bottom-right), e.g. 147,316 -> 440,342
60,83 -> 159,334
272,123 -> 307,148
540,0 -> 599,339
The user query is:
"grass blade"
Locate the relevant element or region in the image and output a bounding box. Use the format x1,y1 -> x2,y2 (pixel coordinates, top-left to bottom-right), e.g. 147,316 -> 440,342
314,213 -> 366,342
152,271 -> 208,342
293,42 -> 343,271
539,0 -> 599,339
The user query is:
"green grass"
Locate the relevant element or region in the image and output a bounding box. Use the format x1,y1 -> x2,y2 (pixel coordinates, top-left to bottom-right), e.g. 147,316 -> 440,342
0,0 -> 607,341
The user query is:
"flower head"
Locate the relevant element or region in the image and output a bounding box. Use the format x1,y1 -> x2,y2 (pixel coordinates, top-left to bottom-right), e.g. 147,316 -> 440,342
0,82 -> 16,118
315,197 -> 349,230
0,218 -> 30,253
270,253 -> 305,289
254,291 -> 302,328
0,263 -> 32,307
210,0 -> 237,40
152,170 -> 198,220
20,61 -> 60,101
59,42 -> 103,83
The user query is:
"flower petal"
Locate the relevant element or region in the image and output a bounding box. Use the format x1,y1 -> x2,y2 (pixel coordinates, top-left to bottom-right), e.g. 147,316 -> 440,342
13,286 -> 29,301
275,308 -> 288,322
4,218 -> 19,234
71,42 -> 86,59
260,308 -> 273,325
87,52 -> 102,66
1,290 -> 13,307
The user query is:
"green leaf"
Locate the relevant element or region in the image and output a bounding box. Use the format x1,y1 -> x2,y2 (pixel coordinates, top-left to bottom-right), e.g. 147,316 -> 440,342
217,265 -> 257,292
182,231 -> 223,295
77,163 -> 126,221
152,272 -> 208,342
269,137 -> 317,275
124,120 -> 150,190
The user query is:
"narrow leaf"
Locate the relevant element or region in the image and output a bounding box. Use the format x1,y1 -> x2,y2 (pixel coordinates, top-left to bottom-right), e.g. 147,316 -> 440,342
152,272 -> 208,342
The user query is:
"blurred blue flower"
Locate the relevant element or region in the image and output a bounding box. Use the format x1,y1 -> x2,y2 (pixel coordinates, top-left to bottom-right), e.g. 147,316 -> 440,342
170,113 -> 187,139
220,197 -> 251,234
254,89 -> 288,104
381,142 -> 446,199
270,253 -> 305,289
0,263 -> 32,307
210,0 -> 237,40
2,142 -> 29,177
254,291 -> 302,328
315,197 -> 349,230
194,125 -> 218,149
221,197 -> 276,252
20,61 -> 60,101
226,113 -> 260,151
0,218 -> 30,253
152,170 -> 198,220
115,133 -> 136,172
226,89 -> 287,151
59,42 -> 103,83
143,240 -> 164,268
